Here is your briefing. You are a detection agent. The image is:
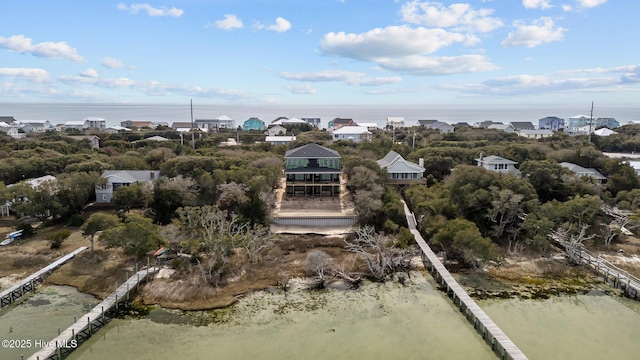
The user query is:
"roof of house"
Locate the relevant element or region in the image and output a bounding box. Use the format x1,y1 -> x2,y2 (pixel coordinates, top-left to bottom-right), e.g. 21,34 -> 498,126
285,143 -> 341,159
357,122 -> 379,128
510,122 -> 536,130
377,150 -> 425,172
559,162 -> 606,180
332,126 -> 372,135
64,120 -> 86,126
418,119 -> 438,126
0,121 -> 10,127
488,123 -> 513,130
518,129 -> 554,135
594,128 -> 618,136
141,135 -> 170,142
331,118 -> 354,125
429,121 -> 453,129
19,120 -> 50,125
217,115 -> 233,121
100,170 -> 161,183
476,155 -> 518,165
265,136 -> 296,142
171,122 -> 193,128
106,126 -> 130,131
84,117 -> 105,121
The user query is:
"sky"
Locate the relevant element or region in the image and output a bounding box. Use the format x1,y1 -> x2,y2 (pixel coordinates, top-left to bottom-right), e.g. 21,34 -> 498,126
0,0 -> 639,119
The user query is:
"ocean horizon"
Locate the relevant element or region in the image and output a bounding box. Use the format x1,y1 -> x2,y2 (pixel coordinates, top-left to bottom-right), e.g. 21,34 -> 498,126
1,102 -> 639,129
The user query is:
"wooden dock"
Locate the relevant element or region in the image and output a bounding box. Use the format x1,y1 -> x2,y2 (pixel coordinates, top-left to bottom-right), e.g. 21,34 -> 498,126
0,247 -> 87,309
402,201 -> 528,360
28,265 -> 159,360
552,237 -> 640,300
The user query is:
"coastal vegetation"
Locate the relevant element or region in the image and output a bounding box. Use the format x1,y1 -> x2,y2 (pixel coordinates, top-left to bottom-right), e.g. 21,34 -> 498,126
1,123 -> 640,307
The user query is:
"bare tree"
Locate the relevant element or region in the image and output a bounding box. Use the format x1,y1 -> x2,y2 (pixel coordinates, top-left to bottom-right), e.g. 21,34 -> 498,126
304,250 -> 334,282
344,226 -> 413,280
552,223 -> 596,265
236,224 -> 278,263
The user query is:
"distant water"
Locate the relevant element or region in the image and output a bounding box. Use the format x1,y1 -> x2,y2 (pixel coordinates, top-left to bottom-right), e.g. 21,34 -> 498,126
2,102 -> 639,129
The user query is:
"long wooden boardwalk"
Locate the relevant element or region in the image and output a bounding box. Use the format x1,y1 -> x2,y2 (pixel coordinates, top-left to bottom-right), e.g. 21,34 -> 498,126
552,236 -> 640,300
402,201 -> 528,360
29,265 -> 159,360
0,247 -> 87,309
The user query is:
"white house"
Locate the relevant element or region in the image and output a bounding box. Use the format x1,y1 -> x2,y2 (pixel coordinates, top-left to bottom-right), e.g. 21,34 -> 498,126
104,126 -> 131,134
517,129 -> 554,139
386,117 -> 405,128
488,123 -> 515,133
559,162 -> 607,184
476,154 -> 520,175
84,117 -> 107,130
16,120 -> 55,133
95,170 -> 160,203
332,126 -> 372,142
266,125 -> 287,136
356,122 -> 379,130
64,120 -> 88,131
377,150 -> 425,184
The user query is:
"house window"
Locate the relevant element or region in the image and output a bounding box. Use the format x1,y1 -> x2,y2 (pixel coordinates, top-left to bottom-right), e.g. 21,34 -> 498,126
102,195 -> 106,201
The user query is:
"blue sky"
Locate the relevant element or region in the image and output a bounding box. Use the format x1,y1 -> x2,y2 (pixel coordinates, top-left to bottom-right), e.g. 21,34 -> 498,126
0,0 -> 637,111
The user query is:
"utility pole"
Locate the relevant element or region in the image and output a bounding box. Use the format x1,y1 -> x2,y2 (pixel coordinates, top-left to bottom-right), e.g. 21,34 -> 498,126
412,129 -> 416,148
190,99 -> 195,149
587,101 -> 594,144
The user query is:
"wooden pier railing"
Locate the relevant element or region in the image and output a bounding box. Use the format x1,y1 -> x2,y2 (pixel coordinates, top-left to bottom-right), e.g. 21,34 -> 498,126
402,201 -> 528,360
0,247 -> 87,309
28,265 -> 159,360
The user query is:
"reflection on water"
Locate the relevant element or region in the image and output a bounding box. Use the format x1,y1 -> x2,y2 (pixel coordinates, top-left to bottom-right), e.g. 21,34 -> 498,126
479,289 -> 640,360
0,285 -> 99,359
68,272 -> 495,360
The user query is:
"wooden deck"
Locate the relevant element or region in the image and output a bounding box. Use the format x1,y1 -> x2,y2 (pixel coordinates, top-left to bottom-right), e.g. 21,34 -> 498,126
0,247 -> 87,309
29,266 -> 159,360
402,201 -> 528,360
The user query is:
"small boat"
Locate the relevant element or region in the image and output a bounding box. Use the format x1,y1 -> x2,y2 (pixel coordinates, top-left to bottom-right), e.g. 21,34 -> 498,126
1,230 -> 23,246
153,247 -> 167,257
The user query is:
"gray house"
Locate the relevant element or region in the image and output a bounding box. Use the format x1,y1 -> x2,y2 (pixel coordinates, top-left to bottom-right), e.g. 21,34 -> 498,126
95,170 -> 160,203
377,150 -> 426,184
559,162 -> 607,184
476,154 -> 520,176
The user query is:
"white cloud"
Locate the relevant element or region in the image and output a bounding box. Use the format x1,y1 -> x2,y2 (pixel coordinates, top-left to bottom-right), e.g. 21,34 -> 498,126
79,68 -> 99,78
117,3 -> 184,17
523,0 -> 553,9
562,5 -> 573,11
285,85 -> 317,94
267,17 -> 292,33
278,70 -> 402,86
0,34 -> 84,63
376,54 -> 498,75
501,17 -> 565,48
211,14 -> 244,30
321,25 -> 468,61
101,57 -> 133,69
399,1 -> 503,33
0,67 -> 50,82
576,0 -> 606,8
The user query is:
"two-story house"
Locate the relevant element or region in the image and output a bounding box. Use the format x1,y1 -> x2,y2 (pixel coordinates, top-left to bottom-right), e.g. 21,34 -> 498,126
377,151 -> 425,185
539,116 -> 565,131
328,118 -> 356,132
95,170 -> 160,203
242,117 -> 266,131
476,153 -> 520,176
559,162 -> 607,184
284,143 -> 341,197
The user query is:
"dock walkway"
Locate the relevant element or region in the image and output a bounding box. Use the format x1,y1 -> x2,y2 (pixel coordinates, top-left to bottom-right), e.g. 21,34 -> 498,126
0,247 -> 87,309
552,236 -> 640,300
402,201 -> 528,360
29,265 -> 158,360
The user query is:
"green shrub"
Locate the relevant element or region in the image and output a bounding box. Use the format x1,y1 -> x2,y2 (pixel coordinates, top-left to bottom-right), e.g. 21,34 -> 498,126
68,214 -> 85,227
47,229 -> 72,249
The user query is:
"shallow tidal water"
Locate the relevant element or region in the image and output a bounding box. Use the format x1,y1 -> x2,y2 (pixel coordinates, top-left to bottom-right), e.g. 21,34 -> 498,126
68,272 -> 495,360
478,290 -> 640,360
0,285 -> 99,359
